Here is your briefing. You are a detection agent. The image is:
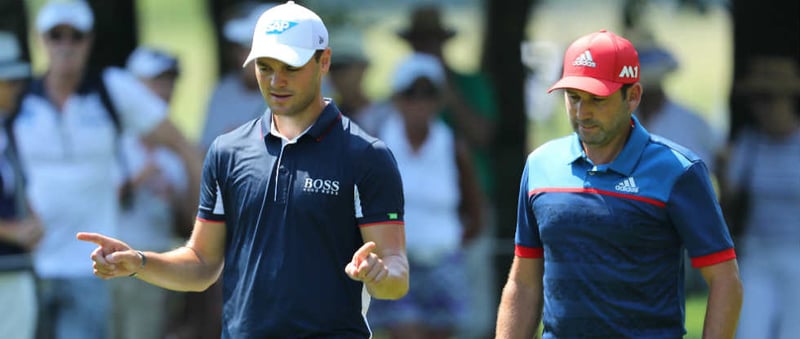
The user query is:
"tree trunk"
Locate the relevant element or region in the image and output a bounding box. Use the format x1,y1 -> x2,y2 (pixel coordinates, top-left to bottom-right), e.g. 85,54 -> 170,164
729,0 -> 800,140
482,0 -> 536,300
88,0 -> 138,68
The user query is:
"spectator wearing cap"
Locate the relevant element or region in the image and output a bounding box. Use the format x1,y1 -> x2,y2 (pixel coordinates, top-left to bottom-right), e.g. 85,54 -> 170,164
0,31 -> 43,339
76,2 -> 408,337
11,2 -> 202,338
368,52 -> 483,339
197,4 -> 277,336
398,6 -> 499,337
632,41 -> 725,296
106,46 -> 196,339
720,56 -> 800,339
495,29 -> 741,339
634,42 -> 723,172
326,26 -> 392,136
199,1 -> 278,152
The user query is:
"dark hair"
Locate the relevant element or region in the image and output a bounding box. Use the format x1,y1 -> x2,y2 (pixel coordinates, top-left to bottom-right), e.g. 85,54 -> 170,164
313,49 -> 324,63
620,83 -> 633,99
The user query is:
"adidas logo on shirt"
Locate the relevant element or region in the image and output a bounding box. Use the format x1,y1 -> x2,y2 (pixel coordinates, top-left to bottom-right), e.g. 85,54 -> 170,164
615,177 -> 639,193
572,50 -> 597,67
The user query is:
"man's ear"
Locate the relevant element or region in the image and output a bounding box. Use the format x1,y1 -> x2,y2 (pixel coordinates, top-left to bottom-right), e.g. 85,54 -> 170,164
627,82 -> 643,112
319,48 -> 332,73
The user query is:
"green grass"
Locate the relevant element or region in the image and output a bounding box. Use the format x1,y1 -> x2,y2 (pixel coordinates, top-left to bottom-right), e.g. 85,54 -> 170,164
685,293 -> 708,339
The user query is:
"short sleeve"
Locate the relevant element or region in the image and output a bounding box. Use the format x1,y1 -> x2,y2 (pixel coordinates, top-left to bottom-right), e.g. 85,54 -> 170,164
102,67 -> 167,135
196,140 -> 225,222
668,162 -> 736,266
515,160 -> 543,258
354,140 -> 404,226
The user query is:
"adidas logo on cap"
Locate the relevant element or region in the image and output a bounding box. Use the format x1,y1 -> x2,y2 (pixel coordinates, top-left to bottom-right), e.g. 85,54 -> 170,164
547,29 -> 639,96
572,50 -> 596,68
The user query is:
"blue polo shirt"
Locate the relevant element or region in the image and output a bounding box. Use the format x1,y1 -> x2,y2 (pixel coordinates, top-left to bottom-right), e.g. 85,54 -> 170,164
197,101 -> 404,338
515,116 -> 735,338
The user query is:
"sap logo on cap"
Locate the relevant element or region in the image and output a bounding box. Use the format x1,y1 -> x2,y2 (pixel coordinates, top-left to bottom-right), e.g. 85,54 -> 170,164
265,20 -> 298,34
619,65 -> 639,79
573,50 -> 596,68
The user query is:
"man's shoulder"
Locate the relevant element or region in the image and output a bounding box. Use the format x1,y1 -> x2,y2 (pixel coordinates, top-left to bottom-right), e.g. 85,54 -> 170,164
339,115 -> 383,149
644,135 -> 703,170
528,135 -> 574,162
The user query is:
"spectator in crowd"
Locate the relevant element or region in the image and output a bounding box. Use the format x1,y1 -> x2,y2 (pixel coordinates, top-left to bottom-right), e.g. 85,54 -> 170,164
112,46 -> 197,339
0,31 -> 42,339
326,26 -> 392,136
194,4 -> 278,337
11,2 -> 201,338
634,41 -> 723,171
199,1 -> 277,151
368,52 -> 483,339
397,6 -> 498,337
632,39 -> 725,295
721,56 -> 800,339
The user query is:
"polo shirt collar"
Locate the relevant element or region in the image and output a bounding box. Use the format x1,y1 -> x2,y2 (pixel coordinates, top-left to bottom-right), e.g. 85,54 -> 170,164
260,98 -> 342,142
567,115 -> 651,176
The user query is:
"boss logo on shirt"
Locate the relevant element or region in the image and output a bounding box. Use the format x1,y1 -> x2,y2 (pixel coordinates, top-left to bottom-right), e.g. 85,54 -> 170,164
303,176 -> 340,196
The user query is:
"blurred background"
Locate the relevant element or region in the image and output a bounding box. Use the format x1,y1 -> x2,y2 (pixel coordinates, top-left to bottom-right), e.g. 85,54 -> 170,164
2,0 -> 797,338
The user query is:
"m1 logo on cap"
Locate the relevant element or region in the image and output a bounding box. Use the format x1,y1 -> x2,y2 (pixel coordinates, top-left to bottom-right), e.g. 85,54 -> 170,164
619,65 -> 639,79
265,20 -> 298,34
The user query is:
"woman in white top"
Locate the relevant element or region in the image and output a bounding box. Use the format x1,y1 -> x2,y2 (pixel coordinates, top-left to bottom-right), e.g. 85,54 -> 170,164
721,56 -> 800,339
368,53 -> 483,339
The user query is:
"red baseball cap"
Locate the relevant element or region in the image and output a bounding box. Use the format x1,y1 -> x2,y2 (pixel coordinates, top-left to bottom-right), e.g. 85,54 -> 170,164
548,29 -> 640,96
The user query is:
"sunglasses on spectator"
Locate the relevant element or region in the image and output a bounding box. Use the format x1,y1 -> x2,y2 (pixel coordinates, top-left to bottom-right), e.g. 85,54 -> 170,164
400,87 -> 439,100
46,29 -> 86,43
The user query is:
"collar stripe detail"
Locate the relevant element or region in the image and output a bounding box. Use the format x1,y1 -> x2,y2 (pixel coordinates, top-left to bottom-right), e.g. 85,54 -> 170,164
690,248 -> 737,268
359,220 -> 405,228
315,113 -> 342,142
528,187 -> 666,208
196,216 -> 225,224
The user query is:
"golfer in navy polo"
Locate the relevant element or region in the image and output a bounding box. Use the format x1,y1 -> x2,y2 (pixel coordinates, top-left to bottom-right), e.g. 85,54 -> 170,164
77,2 -> 409,338
495,30 -> 742,338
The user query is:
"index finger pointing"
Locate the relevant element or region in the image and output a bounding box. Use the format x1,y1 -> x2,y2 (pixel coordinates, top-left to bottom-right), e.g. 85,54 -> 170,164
76,232 -> 114,247
352,241 -> 377,263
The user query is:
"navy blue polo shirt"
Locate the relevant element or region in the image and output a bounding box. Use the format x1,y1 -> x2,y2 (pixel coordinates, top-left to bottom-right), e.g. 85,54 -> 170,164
197,101 -> 404,338
515,116 -> 735,338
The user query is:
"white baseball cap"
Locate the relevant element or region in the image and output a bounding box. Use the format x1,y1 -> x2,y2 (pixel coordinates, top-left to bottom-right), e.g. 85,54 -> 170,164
35,0 -> 94,33
0,31 -> 31,80
391,52 -> 445,94
126,47 -> 180,79
243,1 -> 328,68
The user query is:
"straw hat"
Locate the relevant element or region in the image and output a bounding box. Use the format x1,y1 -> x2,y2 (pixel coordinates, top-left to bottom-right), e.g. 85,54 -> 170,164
397,5 -> 455,42
736,56 -> 800,95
